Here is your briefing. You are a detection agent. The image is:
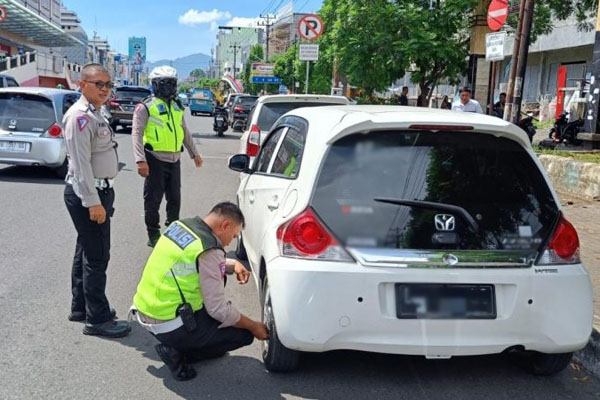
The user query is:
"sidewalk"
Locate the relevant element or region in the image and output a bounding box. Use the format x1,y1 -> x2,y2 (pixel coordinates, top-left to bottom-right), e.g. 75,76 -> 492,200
560,194 -> 600,326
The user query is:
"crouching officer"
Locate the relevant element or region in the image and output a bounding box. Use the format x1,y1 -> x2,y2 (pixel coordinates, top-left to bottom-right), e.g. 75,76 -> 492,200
63,63 -> 130,338
130,202 -> 268,381
132,66 -> 203,248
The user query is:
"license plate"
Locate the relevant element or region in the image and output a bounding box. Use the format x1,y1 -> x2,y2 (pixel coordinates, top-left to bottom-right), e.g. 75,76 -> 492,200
0,141 -> 28,153
122,106 -> 134,111
216,116 -> 224,121
395,284 -> 496,319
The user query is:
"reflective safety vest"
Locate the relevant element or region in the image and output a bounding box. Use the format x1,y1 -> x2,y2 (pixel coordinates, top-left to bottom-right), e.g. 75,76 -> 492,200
133,218 -> 224,321
142,97 -> 185,153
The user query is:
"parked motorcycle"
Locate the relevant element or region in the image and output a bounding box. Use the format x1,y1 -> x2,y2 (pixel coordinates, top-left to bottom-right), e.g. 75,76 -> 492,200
518,113 -> 536,143
213,106 -> 228,137
549,112 -> 583,145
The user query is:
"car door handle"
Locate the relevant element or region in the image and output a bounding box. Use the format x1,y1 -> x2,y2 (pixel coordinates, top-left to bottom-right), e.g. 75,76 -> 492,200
267,195 -> 279,211
248,191 -> 255,204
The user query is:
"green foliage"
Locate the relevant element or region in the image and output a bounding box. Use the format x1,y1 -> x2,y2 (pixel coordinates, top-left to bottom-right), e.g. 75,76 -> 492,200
272,43 -> 333,94
178,78 -> 220,93
189,68 -> 206,79
243,44 -> 265,95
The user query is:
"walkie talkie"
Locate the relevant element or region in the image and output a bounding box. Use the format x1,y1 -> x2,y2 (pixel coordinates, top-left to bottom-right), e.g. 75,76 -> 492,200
170,269 -> 197,332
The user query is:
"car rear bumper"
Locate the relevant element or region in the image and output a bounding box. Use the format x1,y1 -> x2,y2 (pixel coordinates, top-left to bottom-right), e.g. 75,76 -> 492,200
0,136 -> 65,167
190,106 -> 213,113
266,257 -> 594,357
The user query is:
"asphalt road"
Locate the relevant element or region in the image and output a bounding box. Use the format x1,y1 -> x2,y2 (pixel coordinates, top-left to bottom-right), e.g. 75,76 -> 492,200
1,110 -> 599,400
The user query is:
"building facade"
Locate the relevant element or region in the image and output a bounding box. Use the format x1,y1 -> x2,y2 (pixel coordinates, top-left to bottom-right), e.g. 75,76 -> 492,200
215,27 -> 263,78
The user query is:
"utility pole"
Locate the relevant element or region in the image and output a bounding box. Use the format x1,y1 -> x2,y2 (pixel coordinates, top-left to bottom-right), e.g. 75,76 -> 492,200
510,0 -> 535,124
583,0 -> 600,135
259,14 -> 276,61
230,43 -> 240,80
503,0 -> 526,122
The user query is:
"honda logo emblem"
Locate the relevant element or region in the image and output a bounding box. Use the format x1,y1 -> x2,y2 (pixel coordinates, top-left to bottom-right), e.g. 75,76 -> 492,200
435,214 -> 455,231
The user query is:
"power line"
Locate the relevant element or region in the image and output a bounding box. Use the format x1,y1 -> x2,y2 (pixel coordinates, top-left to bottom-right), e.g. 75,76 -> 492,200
258,14 -> 276,61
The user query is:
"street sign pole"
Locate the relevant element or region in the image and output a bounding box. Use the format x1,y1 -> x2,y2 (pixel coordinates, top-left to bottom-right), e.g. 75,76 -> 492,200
510,0 -> 535,124
305,60 -> 310,94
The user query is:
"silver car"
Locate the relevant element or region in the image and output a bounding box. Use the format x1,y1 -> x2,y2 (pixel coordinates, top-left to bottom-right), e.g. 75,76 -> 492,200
0,87 -> 80,178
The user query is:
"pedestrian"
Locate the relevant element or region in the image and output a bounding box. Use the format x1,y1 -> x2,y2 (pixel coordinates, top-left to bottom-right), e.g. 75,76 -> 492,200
398,86 -> 409,106
494,92 -> 507,118
451,87 -> 483,114
130,202 -> 269,381
440,95 -> 452,110
63,63 -> 131,338
132,66 -> 203,248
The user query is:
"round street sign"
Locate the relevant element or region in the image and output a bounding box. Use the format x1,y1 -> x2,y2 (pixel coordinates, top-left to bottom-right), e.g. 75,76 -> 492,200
297,14 -> 324,41
0,7 -> 6,22
487,0 -> 508,31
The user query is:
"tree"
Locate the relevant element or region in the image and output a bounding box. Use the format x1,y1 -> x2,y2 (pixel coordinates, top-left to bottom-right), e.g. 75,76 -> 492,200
273,43 -> 334,94
189,68 -> 206,80
242,44 -> 265,95
319,0 -> 598,105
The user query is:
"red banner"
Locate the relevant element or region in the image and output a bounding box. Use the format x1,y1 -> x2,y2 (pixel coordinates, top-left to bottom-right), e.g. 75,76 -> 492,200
555,66 -> 567,118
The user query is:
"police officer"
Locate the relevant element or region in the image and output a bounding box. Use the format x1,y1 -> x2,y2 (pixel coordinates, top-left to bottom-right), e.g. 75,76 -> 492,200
130,202 -> 269,381
63,63 -> 131,338
132,66 -> 203,248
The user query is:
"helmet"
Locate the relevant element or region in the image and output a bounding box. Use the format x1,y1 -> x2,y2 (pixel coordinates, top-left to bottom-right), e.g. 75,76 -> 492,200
149,66 -> 177,81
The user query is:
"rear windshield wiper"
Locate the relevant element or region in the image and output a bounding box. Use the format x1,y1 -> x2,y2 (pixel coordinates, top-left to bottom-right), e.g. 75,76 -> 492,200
374,198 -> 480,233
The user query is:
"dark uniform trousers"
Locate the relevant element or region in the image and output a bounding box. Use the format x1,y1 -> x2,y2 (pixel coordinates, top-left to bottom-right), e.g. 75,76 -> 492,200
64,184 -> 114,324
156,308 -> 254,360
143,150 -> 181,237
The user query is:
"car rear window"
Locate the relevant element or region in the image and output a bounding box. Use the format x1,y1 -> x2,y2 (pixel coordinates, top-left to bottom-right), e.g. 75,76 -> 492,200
116,89 -> 150,101
311,131 -> 559,251
236,97 -> 258,106
257,102 -> 342,131
0,93 -> 55,132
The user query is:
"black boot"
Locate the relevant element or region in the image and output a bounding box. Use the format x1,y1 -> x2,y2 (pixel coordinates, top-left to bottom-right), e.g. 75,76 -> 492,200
155,344 -> 197,381
147,231 -> 160,248
82,320 -> 131,338
69,308 -> 117,322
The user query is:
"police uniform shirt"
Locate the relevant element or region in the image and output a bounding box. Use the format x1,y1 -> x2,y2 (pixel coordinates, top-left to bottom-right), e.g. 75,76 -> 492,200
63,95 -> 118,207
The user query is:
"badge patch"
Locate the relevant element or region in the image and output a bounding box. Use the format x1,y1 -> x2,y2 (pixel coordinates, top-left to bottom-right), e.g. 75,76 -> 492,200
76,116 -> 89,131
157,104 -> 167,114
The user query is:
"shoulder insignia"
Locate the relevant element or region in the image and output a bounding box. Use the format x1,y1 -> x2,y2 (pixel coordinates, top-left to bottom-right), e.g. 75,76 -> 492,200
76,116 -> 89,131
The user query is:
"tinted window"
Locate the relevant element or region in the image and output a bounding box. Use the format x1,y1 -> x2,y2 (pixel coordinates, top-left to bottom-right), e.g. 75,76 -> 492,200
257,102 -> 342,131
6,78 -> 18,87
0,93 -> 55,132
63,94 -> 80,114
312,131 -> 558,251
255,128 -> 286,173
270,128 -> 305,178
116,89 -> 150,101
236,96 -> 258,106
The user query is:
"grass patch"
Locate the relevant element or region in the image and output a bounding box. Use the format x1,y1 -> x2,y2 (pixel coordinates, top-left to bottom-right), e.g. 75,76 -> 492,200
533,119 -> 554,130
535,146 -> 600,164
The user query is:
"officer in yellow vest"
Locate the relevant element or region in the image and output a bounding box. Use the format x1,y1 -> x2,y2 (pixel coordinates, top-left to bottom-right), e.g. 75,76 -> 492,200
132,66 -> 203,247
131,202 -> 269,381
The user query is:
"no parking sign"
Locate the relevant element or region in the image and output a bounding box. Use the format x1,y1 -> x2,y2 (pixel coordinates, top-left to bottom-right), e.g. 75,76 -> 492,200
297,14 -> 324,41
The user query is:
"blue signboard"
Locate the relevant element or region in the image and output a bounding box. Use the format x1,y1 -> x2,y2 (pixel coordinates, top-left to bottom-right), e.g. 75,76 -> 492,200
252,76 -> 282,84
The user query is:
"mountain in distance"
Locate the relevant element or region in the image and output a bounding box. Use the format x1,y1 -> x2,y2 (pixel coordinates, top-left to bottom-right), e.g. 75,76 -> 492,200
146,53 -> 211,79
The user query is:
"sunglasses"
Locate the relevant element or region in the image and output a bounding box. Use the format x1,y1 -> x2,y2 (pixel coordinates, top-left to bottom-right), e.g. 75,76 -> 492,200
84,80 -> 115,90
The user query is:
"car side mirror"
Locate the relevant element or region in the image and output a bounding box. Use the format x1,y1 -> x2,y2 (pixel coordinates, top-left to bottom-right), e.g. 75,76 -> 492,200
228,154 -> 251,173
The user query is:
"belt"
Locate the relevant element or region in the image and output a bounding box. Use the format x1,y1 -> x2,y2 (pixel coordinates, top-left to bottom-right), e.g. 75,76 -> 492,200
128,306 -> 183,335
94,178 -> 115,189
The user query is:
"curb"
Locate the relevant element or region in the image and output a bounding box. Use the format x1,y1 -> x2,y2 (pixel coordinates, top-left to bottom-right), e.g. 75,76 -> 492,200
538,155 -> 600,201
575,329 -> 600,377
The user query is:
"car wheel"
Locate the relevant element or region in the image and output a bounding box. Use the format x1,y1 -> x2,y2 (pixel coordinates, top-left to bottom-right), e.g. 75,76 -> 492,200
510,351 -> 573,376
261,276 -> 300,372
110,122 -> 119,132
235,235 -> 247,261
53,159 -> 68,179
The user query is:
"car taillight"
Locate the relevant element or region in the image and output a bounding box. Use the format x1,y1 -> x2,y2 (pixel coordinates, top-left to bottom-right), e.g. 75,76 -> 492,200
109,99 -> 120,110
276,208 -> 354,261
246,124 -> 260,156
234,106 -> 244,112
46,123 -> 62,138
538,215 -> 580,265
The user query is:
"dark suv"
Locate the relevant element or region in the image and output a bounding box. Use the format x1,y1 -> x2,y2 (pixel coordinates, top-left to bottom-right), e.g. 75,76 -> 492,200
229,95 -> 258,131
109,86 -> 152,131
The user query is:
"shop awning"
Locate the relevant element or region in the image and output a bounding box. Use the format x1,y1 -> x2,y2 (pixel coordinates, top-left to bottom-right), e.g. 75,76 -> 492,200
0,0 -> 84,47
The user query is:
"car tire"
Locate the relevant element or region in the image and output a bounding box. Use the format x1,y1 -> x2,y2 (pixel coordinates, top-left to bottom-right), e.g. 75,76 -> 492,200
235,235 -> 248,261
510,351 -> 573,376
53,159 -> 68,179
110,122 -> 119,132
261,276 -> 300,372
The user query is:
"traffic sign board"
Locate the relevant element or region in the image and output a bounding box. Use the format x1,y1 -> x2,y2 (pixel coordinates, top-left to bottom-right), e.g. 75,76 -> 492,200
0,7 -> 6,22
486,32 -> 506,61
297,14 -> 324,41
252,76 -> 282,84
299,44 -> 319,61
487,0 -> 508,32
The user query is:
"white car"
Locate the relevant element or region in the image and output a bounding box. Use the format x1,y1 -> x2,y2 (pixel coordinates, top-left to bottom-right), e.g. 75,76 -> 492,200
228,105 -> 593,375
238,95 -> 350,163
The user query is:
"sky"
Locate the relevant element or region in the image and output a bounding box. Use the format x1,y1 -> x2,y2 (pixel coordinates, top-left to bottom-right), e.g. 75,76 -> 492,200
62,0 -> 324,62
